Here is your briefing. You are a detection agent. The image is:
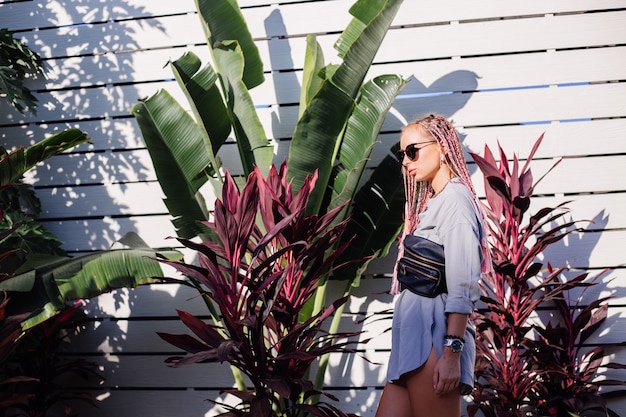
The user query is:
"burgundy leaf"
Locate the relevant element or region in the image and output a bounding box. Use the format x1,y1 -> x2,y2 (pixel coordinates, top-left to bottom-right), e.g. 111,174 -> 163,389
177,309 -> 224,347
520,133 -> 545,174
155,163 -> 374,414
265,377 -> 292,398
471,134 -> 624,417
578,304 -> 608,344
156,332 -> 209,354
174,350 -> 221,367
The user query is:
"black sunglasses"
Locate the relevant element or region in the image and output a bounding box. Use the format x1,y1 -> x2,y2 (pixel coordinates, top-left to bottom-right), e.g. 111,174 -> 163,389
396,140 -> 437,162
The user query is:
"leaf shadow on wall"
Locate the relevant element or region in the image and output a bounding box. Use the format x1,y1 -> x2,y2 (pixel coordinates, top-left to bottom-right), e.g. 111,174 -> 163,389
0,0 -> 181,254
0,1 -> 196,414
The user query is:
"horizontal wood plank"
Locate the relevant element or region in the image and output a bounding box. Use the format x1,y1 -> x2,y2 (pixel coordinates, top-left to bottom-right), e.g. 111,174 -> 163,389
56,351 -> 389,389
4,0 -> 625,33
60,345 -> 626,392
73,286 -> 625,350
27,141 -> 626,197
35,151 -> 624,219
38,201 -> 626,268
63,387 -> 385,417
71,265 -> 625,320
74,277 -> 396,319
19,45 -> 626,108
40,215 -> 178,251
7,10 -> 625,75
59,386 -> 626,417
366,229 -> 626,273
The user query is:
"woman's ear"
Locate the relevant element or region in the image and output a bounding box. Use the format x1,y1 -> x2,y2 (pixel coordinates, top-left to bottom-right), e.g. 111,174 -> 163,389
438,144 -> 447,168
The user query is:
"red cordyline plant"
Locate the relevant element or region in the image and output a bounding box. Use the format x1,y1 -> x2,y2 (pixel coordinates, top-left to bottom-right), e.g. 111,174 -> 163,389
1,300 -> 101,417
0,291 -> 35,413
468,135 -> 625,417
157,162 -> 363,417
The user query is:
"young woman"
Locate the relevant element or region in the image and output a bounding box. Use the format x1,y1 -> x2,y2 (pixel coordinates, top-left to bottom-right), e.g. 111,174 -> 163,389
375,114 -> 492,417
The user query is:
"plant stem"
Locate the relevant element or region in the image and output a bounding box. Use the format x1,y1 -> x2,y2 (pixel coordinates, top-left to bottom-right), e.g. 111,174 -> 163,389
312,279 -> 353,398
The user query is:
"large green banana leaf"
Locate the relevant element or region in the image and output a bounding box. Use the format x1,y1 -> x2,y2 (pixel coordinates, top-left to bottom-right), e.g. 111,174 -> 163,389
0,245 -> 182,330
212,40 -> 274,176
287,0 -> 403,214
328,74 -> 407,214
326,74 -> 406,281
131,90 -> 214,240
170,51 -> 231,173
195,0 -> 264,90
288,77 -> 355,215
0,128 -> 90,186
299,34 -> 326,118
196,0 -> 273,177
334,0 -> 402,96
333,153 -> 405,282
132,0 -> 274,242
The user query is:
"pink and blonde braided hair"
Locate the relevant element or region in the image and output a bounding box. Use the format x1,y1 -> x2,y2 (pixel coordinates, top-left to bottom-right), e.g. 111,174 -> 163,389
391,113 -> 493,294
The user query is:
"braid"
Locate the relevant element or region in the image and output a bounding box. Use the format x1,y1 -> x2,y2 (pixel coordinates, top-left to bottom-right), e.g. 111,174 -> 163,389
391,114 -> 493,294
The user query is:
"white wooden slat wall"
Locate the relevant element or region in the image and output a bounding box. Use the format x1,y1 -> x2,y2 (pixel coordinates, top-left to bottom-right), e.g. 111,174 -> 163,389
1,0 -> 625,416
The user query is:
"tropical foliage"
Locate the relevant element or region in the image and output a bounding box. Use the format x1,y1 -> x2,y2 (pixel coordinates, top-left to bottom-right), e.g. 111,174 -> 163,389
0,300 -> 101,417
130,0 -> 407,282
157,163 -> 363,417
468,135 -> 626,417
0,107 -> 182,415
0,28 -> 44,115
0,291 -> 33,413
0,133 -> 183,330
131,0 -> 408,394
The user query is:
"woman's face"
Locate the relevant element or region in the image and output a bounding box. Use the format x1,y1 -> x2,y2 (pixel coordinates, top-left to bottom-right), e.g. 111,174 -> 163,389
399,125 -> 441,183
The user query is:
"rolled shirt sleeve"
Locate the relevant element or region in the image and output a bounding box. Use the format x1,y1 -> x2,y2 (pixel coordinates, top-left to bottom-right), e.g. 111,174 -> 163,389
440,220 -> 482,315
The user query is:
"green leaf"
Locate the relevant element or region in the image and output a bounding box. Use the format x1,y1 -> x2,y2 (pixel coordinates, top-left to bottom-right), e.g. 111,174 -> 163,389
333,154 -> 405,282
288,0 -> 403,214
329,74 -> 407,215
299,34 -> 326,118
131,92 -> 214,239
287,80 -> 354,215
10,248 -> 183,330
0,270 -> 36,292
195,0 -> 264,90
212,40 -> 274,177
0,28 -> 44,115
170,51 -> 231,173
55,250 -> 175,299
194,0 -> 273,176
323,75 -> 406,284
334,0 -> 403,97
0,128 -> 90,187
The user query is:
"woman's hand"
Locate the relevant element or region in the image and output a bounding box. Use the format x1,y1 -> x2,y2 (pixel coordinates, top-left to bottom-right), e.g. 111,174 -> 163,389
433,348 -> 461,395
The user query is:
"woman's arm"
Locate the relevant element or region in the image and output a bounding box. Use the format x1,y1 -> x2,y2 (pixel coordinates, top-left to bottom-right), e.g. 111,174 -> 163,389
433,312 -> 468,395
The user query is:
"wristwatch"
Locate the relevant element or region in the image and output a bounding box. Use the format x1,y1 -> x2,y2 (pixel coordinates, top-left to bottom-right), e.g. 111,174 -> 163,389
443,336 -> 465,353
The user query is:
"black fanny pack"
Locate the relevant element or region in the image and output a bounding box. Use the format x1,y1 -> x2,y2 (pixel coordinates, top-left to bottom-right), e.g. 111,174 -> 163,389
397,235 -> 447,298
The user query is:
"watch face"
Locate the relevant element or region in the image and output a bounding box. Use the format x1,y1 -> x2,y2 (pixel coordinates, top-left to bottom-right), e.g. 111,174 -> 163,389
450,339 -> 463,352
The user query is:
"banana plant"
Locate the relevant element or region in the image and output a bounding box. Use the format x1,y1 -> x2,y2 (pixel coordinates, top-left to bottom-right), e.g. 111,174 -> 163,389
0,239 -> 182,330
0,132 -> 183,398
1,131 -> 183,331
131,0 -> 406,257
0,128 -> 90,186
287,0 -> 407,391
130,0 -> 274,240
130,0 -> 408,395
